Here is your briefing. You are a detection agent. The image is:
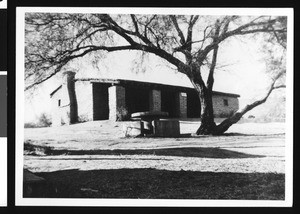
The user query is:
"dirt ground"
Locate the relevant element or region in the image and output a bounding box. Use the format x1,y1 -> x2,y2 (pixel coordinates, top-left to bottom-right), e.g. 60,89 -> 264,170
24,120 -> 285,173
23,120 -> 286,199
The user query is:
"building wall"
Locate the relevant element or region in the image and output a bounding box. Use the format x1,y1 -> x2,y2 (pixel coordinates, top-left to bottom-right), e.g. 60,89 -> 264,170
50,90 -> 61,127
109,85 -> 126,121
75,81 -> 93,122
212,95 -> 239,117
178,92 -> 187,118
149,89 -> 161,112
50,86 -> 70,126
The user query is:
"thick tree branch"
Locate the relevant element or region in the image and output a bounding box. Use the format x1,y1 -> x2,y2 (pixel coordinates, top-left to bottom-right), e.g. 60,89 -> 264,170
273,85 -> 286,89
206,19 -> 221,92
206,46 -> 218,91
214,70 -> 285,134
170,15 -> 186,45
186,15 -> 199,51
25,41 -> 188,91
25,45 -> 137,90
130,14 -> 139,33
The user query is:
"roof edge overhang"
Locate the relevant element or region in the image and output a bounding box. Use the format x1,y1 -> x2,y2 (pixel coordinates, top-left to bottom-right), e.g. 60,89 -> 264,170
49,85 -> 62,97
49,78 -> 240,98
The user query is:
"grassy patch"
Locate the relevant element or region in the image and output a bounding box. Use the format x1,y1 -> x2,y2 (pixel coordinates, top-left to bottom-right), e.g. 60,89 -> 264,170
30,168 -> 284,200
24,140 -> 54,156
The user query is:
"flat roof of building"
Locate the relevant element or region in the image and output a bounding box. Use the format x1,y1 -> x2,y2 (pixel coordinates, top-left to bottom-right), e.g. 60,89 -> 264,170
50,78 -> 240,98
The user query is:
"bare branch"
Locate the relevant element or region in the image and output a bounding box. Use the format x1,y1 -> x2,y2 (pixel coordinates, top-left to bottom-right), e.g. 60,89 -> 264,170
130,14 -> 139,33
170,15 -> 186,45
273,85 -> 286,89
197,17 -> 286,62
186,15 -> 199,52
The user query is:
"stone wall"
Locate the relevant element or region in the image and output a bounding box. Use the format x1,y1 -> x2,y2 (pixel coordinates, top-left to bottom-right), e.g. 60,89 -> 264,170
109,85 -> 126,121
149,89 -> 161,112
212,95 -> 239,117
178,92 -> 187,118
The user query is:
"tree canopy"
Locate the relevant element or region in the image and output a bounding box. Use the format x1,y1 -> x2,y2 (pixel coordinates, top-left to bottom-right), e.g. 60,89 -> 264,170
25,14 -> 286,90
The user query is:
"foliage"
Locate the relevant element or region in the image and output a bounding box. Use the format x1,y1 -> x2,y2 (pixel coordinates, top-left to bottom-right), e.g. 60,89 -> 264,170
24,140 -> 53,155
116,106 -> 130,121
78,114 -> 90,123
37,112 -> 52,127
24,122 -> 38,128
24,112 -> 52,128
25,14 -> 286,90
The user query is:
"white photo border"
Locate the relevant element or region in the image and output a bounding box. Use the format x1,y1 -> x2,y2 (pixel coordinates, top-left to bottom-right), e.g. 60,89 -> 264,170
16,7 -> 294,207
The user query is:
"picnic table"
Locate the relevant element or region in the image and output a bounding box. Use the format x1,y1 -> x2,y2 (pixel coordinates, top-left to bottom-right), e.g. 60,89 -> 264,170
131,111 -> 169,136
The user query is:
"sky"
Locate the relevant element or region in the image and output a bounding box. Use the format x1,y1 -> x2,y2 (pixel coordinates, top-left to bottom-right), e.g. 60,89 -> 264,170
24,36 -> 273,123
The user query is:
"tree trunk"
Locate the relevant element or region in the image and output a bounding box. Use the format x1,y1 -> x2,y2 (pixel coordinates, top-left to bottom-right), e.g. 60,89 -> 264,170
196,88 -> 216,135
213,112 -> 243,135
187,65 -> 217,135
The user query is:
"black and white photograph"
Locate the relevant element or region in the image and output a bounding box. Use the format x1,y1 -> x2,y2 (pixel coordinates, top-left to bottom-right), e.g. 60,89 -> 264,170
15,7 -> 293,206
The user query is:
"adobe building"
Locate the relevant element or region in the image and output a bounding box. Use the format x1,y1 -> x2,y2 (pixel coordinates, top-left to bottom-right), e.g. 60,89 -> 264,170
50,71 -> 240,126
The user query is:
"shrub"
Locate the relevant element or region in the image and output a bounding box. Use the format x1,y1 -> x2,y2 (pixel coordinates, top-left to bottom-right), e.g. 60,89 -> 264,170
24,113 -> 52,128
24,122 -> 38,128
116,106 -> 130,121
37,113 -> 52,127
78,114 -> 89,123
24,140 -> 53,155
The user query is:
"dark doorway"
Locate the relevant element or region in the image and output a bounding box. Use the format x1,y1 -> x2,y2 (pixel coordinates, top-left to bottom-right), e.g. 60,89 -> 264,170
187,91 -> 201,118
93,83 -> 109,120
161,90 -> 179,117
125,86 -> 150,114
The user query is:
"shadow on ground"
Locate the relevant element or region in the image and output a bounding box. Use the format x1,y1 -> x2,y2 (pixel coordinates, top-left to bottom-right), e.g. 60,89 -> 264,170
133,132 -> 285,138
24,168 -> 285,200
24,144 -> 265,159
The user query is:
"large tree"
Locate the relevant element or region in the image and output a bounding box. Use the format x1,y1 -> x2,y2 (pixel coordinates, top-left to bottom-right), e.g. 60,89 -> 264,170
25,13 -> 287,135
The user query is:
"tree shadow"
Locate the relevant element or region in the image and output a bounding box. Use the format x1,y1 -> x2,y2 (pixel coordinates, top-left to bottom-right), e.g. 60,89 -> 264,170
220,132 -> 285,137
24,168 -> 285,200
27,146 -> 265,159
